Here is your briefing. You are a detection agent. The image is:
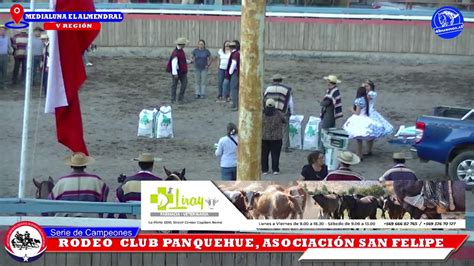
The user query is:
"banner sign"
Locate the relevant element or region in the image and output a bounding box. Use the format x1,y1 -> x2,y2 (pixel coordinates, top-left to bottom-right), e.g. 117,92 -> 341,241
44,233 -> 468,260
140,181 -> 466,231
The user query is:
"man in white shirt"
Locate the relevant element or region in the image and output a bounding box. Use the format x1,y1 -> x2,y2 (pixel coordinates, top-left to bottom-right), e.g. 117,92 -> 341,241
167,37 -> 190,104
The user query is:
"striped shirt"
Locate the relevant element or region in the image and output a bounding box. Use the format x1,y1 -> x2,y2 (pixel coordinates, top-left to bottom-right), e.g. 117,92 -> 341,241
379,164 -> 418,181
325,167 -> 364,181
11,32 -> 28,59
116,171 -> 162,202
264,83 -> 294,114
323,87 -> 343,119
49,172 -> 109,202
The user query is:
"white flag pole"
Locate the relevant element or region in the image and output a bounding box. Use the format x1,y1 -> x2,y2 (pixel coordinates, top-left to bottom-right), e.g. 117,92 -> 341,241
18,0 -> 36,199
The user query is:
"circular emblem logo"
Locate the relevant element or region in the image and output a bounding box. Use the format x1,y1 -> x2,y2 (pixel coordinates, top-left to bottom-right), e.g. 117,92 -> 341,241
4,221 -> 47,263
431,6 -> 464,39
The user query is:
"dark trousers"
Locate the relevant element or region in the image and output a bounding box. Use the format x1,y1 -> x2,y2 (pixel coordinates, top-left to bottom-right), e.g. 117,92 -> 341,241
33,55 -> 42,85
261,139 -> 283,173
12,58 -> 26,84
171,73 -> 188,103
230,74 -> 239,108
0,54 -> 8,88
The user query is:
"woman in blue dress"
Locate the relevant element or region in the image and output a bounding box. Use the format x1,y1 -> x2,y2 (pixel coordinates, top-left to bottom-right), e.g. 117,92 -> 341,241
343,87 -> 384,160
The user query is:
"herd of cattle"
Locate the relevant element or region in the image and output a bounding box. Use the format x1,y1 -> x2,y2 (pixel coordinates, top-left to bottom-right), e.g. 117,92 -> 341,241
220,184 -> 408,220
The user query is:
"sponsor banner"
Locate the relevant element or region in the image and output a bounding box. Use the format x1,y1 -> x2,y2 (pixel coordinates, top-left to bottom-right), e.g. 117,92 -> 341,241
44,234 -> 468,260
141,181 -> 465,231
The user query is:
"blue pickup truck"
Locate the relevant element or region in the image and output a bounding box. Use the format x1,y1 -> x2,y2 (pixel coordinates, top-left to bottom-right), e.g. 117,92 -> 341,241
414,106 -> 474,183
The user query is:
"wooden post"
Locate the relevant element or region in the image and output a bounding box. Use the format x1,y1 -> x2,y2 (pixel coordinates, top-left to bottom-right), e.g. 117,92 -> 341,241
237,0 -> 266,181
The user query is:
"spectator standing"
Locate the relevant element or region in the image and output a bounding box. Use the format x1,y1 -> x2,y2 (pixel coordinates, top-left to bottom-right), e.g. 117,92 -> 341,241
11,29 -> 28,85
167,37 -> 190,104
0,24 -> 11,90
216,40 -> 231,102
215,123 -> 238,180
263,73 -> 294,152
320,75 -> 343,130
41,32 -> 49,96
224,40 -> 240,111
191,39 -> 212,99
299,151 -> 328,181
32,27 -> 44,85
261,98 -> 286,175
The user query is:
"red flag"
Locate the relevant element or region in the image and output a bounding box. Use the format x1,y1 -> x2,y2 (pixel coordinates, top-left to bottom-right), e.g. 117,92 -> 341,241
45,0 -> 99,155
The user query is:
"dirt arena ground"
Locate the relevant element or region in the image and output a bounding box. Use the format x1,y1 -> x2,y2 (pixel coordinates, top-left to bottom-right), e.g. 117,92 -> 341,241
1,54 -> 473,211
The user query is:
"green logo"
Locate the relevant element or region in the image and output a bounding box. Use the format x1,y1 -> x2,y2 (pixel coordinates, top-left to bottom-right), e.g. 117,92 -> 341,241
289,124 -> 298,138
306,126 -> 316,137
150,187 -> 204,211
140,115 -> 150,125
161,116 -> 171,127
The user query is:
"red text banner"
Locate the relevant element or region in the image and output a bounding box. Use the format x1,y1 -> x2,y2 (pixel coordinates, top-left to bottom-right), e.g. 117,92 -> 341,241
44,22 -> 101,31
46,234 -> 468,253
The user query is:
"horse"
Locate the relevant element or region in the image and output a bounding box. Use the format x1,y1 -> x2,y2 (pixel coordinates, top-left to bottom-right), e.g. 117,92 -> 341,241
33,177 -> 54,199
312,193 -> 341,219
393,180 -> 465,219
339,195 -> 378,219
383,195 -> 407,219
164,166 -> 187,181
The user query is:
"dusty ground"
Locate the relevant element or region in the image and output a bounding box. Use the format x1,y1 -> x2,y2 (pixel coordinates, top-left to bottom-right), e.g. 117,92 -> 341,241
1,54 -> 473,213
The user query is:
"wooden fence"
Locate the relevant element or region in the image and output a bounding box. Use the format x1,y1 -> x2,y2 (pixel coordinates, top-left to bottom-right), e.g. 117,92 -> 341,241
92,14 -> 474,56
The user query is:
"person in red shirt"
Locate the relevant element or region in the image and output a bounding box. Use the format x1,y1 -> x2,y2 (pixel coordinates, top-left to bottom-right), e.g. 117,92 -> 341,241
325,151 -> 364,181
167,37 -> 189,104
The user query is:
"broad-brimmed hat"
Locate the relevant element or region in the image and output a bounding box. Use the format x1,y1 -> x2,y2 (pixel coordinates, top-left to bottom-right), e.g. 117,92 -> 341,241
272,74 -> 283,81
175,37 -> 189,45
0,24 -> 6,29
64,152 -> 95,167
337,151 -> 360,165
265,98 -> 276,107
20,28 -> 28,33
40,33 -> 48,39
323,75 -> 341,84
228,41 -> 237,47
133,153 -> 162,163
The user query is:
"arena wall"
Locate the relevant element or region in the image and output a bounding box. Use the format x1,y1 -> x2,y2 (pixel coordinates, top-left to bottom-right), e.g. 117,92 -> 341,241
93,14 -> 474,56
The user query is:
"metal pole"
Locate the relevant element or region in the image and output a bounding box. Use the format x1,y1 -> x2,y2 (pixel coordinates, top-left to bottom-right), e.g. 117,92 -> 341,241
18,0 -> 36,198
237,0 -> 266,181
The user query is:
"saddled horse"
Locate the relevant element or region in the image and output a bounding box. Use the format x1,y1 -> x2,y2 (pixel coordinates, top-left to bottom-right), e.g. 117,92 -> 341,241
164,166 -> 187,181
393,180 -> 465,219
312,193 -> 341,219
33,177 -> 54,200
339,195 -> 378,219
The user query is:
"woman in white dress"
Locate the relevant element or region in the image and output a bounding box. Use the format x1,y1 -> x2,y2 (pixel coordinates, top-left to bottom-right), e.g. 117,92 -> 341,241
363,80 -> 394,155
343,87 -> 385,160
216,40 -> 231,102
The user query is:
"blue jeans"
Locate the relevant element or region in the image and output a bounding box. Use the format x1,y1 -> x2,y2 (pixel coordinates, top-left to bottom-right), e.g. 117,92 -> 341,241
221,167 -> 237,181
217,69 -> 226,98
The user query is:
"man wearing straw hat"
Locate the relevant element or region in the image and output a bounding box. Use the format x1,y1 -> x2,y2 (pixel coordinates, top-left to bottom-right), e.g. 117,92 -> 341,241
320,75 -> 343,130
325,151 -> 364,181
167,37 -> 190,104
0,24 -> 10,90
379,152 -> 418,181
116,153 -> 162,204
263,73 -> 294,152
50,153 -> 109,216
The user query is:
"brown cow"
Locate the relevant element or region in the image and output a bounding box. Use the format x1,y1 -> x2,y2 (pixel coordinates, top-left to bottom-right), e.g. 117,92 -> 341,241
223,190 -> 249,218
285,186 -> 307,219
383,195 -> 406,219
247,190 -> 300,219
